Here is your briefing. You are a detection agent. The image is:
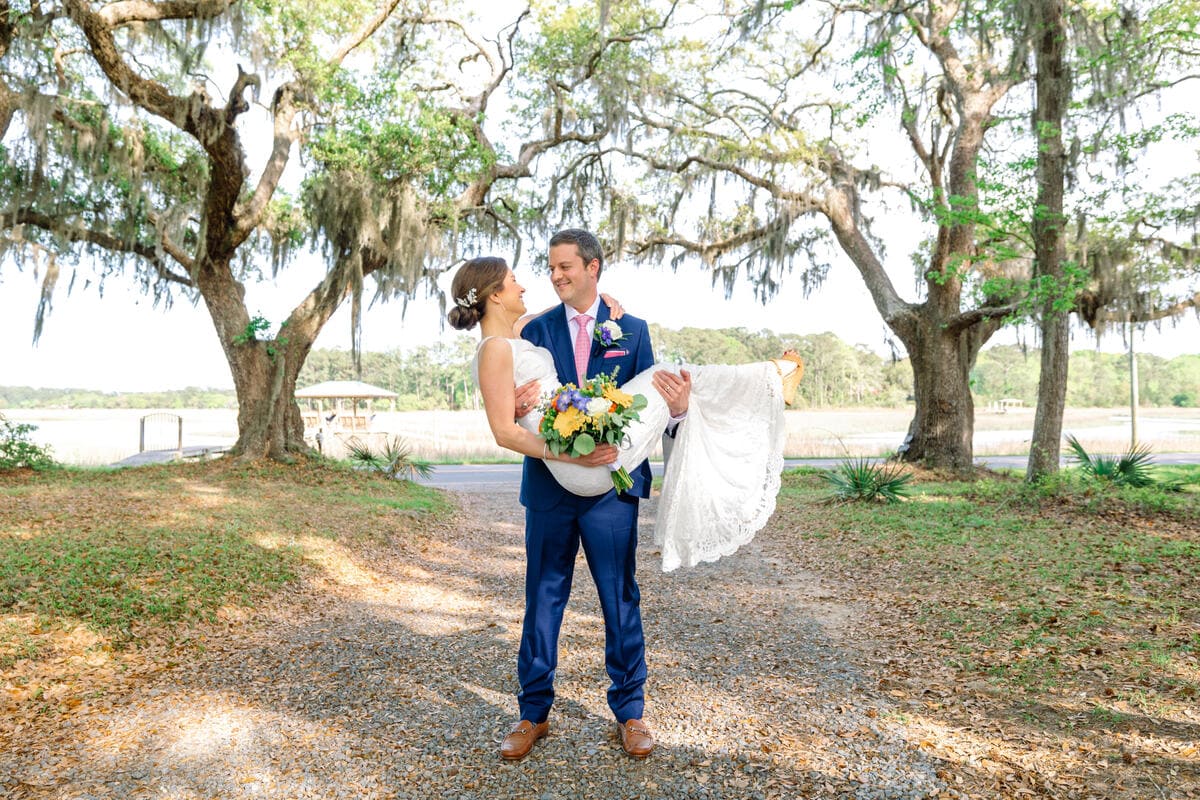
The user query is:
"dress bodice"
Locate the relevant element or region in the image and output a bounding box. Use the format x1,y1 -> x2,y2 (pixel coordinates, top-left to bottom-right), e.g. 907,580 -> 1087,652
472,337 -> 562,398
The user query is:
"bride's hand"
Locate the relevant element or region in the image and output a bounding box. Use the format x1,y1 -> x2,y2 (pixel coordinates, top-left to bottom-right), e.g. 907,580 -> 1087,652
514,380 -> 540,418
600,293 -> 625,320
571,443 -> 619,467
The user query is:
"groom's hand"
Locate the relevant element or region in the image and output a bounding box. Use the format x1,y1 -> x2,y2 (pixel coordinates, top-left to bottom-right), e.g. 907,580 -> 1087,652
574,443 -> 619,467
514,380 -> 540,419
652,368 -> 692,418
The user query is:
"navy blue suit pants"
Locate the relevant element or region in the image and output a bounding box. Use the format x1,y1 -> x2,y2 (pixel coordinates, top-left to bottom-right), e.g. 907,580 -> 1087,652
517,491 -> 645,724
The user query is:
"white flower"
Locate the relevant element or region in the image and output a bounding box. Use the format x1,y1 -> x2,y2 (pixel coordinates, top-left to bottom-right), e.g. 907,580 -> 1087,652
586,397 -> 611,417
600,320 -> 622,338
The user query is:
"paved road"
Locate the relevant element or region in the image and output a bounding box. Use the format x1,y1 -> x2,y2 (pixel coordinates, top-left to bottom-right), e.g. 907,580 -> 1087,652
414,453 -> 1200,492
112,445 -> 232,467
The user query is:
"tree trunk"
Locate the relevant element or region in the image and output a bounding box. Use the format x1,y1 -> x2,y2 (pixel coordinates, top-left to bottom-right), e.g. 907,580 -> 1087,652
1027,0 -> 1069,481
198,256 -> 341,461
895,308 -> 987,470
225,341 -> 309,461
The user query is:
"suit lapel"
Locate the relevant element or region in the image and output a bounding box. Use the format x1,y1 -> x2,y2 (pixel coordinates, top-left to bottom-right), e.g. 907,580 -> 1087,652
549,304 -> 577,385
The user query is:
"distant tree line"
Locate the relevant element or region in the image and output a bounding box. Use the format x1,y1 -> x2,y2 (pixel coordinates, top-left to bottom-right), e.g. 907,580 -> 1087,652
8,328 -> 1194,411
971,347 -> 1199,409
0,387 -> 237,410
298,338 -> 479,412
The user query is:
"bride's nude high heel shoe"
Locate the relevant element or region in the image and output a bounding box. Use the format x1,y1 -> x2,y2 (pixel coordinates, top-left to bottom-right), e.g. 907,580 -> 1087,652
771,350 -> 805,407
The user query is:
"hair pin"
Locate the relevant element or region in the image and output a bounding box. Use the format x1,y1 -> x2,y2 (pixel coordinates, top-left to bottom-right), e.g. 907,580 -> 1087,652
455,287 -> 478,309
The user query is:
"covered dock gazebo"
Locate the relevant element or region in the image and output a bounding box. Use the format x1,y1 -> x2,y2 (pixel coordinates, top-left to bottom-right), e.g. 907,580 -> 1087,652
295,380 -> 397,431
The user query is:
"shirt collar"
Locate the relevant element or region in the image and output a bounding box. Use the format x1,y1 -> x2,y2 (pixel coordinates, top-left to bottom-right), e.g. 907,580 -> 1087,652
565,295 -> 602,323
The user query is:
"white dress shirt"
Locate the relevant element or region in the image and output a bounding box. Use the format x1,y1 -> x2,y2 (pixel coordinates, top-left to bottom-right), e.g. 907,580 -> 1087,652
565,295 -> 602,347
566,296 -> 686,429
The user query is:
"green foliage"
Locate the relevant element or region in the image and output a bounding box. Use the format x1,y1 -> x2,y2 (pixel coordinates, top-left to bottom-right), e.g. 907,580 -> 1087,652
232,316 -> 289,361
649,326 -> 912,407
232,315 -> 274,346
0,414 -> 56,471
308,92 -> 494,193
823,458 -> 912,503
971,347 -> 1200,408
298,336 -> 479,411
0,387 -> 236,410
346,436 -> 434,482
1065,434 -> 1156,488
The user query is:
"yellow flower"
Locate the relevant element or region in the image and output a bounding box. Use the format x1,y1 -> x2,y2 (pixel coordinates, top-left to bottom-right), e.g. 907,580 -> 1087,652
602,384 -> 634,408
553,406 -> 587,438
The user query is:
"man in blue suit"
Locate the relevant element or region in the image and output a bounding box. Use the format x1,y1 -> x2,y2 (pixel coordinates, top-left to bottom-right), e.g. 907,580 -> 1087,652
499,228 -> 691,761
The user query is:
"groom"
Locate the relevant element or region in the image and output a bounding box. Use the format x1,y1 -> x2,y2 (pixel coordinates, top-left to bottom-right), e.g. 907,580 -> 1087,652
500,228 -> 691,760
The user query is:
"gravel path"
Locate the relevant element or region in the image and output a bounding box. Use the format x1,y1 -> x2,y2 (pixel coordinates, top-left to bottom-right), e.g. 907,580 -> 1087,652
2,490 -> 957,800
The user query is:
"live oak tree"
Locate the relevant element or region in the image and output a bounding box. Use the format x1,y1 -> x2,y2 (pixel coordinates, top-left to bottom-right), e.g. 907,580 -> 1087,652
0,0 -> 671,460
1026,0 -> 1200,478
534,0 -> 1197,470
1026,0 -> 1070,480
545,0 -> 1047,469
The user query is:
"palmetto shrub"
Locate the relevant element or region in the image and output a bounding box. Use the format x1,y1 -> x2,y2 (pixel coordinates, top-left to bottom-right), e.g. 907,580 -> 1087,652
347,436 -> 434,482
823,457 -> 912,503
1064,434 -> 1156,488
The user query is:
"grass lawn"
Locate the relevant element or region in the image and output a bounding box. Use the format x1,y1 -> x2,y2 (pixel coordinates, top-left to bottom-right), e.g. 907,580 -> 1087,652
0,459 -> 448,720
772,464 -> 1200,798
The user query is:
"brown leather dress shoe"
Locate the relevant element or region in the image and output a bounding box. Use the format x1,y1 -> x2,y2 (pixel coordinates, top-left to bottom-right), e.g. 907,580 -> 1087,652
500,719 -> 549,760
618,718 -> 654,758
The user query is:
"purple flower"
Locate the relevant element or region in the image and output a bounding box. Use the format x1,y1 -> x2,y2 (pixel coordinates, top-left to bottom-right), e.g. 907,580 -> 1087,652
555,393 -> 571,412
572,392 -> 590,411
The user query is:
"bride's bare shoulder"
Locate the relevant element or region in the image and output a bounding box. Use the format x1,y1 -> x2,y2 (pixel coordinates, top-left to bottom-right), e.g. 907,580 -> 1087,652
477,336 -> 515,366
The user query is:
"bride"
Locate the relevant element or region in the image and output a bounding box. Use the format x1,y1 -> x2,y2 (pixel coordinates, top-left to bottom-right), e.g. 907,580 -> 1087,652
448,256 -> 801,571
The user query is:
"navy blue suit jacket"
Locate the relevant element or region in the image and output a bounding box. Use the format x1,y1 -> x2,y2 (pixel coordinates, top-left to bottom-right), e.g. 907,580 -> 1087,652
519,303 -> 656,510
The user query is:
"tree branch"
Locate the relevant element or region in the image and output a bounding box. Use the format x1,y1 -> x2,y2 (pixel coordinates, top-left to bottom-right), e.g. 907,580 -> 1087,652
232,82 -> 301,245
330,0 -> 405,65
945,302 -> 1021,332
1090,292 -> 1200,325
98,0 -> 233,27
64,0 -> 208,138
5,207 -> 195,287
144,210 -> 196,272
623,147 -> 818,205
624,215 -> 810,265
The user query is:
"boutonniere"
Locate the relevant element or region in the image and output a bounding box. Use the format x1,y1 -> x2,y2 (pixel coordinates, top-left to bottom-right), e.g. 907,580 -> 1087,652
594,320 -> 626,348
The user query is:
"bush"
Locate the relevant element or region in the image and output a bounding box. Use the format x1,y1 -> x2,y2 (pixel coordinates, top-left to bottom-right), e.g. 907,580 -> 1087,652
1065,434 -> 1156,488
346,436 -> 434,481
823,458 -> 912,503
1172,391 -> 1195,408
0,414 -> 57,471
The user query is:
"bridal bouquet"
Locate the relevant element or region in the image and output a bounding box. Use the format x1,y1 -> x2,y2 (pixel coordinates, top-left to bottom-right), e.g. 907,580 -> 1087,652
538,368 -> 648,493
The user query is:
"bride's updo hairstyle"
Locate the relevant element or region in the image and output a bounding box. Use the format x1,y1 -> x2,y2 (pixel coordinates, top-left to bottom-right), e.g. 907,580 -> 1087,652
447,256 -> 509,331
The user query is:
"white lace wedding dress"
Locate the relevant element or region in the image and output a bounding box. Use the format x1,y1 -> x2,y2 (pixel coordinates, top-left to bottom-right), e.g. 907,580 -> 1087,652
474,338 -> 788,572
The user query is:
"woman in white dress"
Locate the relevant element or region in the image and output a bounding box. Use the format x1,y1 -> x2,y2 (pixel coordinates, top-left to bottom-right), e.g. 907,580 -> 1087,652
448,257 -> 802,571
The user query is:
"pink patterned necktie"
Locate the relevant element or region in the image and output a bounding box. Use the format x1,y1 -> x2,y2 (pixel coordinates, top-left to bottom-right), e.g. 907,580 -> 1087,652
573,313 -> 592,385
